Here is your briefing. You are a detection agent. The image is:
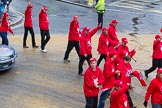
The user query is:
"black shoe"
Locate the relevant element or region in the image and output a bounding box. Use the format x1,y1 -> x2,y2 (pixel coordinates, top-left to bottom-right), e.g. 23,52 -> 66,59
144,70 -> 148,79
23,46 -> 29,48
78,73 -> 84,76
64,59 -> 71,63
33,46 -> 39,48
131,106 -> 136,108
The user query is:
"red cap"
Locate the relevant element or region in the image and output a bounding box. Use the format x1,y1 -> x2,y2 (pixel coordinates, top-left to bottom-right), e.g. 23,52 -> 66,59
122,37 -> 128,44
27,4 -> 33,8
114,80 -> 123,87
108,50 -> 117,58
102,27 -> 107,32
111,19 -> 118,24
89,57 -> 97,62
155,34 -> 161,39
83,26 -> 90,31
42,6 -> 48,11
73,16 -> 79,19
157,68 -> 162,73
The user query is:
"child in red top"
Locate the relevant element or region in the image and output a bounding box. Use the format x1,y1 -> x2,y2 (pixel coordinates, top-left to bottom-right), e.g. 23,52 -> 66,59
83,57 -> 104,108
110,80 -> 130,108
0,12 -> 13,45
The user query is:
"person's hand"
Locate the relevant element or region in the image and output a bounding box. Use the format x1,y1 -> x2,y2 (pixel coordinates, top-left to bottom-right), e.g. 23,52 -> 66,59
94,78 -> 99,88
143,101 -> 148,107
98,23 -> 102,27
84,54 -> 87,57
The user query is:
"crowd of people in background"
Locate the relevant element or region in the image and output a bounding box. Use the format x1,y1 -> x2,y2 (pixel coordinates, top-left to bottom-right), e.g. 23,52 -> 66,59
0,0 -> 161,108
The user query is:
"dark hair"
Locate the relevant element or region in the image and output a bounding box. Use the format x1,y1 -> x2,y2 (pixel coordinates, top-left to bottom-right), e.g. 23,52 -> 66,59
124,55 -> 131,61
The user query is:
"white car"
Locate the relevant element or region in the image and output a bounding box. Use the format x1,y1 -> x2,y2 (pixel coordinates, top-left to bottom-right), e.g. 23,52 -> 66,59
0,44 -> 17,71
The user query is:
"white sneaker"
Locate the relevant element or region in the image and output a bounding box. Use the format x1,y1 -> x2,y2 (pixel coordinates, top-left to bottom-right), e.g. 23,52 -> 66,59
41,49 -> 47,53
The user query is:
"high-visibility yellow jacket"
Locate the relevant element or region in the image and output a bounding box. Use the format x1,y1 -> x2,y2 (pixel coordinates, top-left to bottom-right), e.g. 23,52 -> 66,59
94,0 -> 105,13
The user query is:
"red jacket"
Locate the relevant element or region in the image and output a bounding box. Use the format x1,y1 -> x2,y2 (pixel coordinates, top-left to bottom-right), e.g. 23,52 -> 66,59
152,40 -> 162,59
117,45 -> 129,61
80,26 -> 100,55
108,24 -> 119,43
24,5 -> 33,27
68,19 -> 80,41
0,13 -> 13,34
117,61 -> 133,84
110,85 -> 130,108
145,76 -> 162,104
83,66 -> 104,97
102,57 -> 116,90
39,9 -> 49,30
97,32 -> 109,54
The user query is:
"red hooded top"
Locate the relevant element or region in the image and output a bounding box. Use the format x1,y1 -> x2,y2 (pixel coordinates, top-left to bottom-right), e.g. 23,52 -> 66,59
102,57 -> 116,90
117,61 -> 133,84
144,76 -> 162,104
83,66 -> 104,97
80,26 -> 100,55
152,40 -> 162,59
68,19 -> 80,41
24,4 -> 33,27
110,84 -> 130,108
97,32 -> 109,54
39,9 -> 49,30
108,24 -> 119,43
117,45 -> 129,61
0,13 -> 13,34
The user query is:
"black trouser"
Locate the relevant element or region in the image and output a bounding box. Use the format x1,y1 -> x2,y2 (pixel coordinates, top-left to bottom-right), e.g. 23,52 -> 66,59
40,30 -> 50,50
64,40 -> 80,60
145,58 -> 162,75
98,13 -> 103,28
23,26 -> 36,47
85,96 -> 98,108
97,54 -> 107,66
78,54 -> 92,74
126,90 -> 134,107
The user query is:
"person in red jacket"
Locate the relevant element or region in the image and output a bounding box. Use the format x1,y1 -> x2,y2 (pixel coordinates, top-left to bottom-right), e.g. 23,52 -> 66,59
0,12 -> 13,45
78,24 -> 101,76
63,16 -> 80,63
144,34 -> 162,79
98,49 -> 119,108
83,57 -> 104,108
23,3 -> 38,48
97,27 -> 109,66
117,56 -> 136,108
108,19 -> 119,47
143,68 -> 162,108
39,6 -> 50,53
110,80 -> 130,108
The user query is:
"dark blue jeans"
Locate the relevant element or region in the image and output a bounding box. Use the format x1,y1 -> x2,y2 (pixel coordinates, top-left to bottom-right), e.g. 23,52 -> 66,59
98,89 -> 111,108
0,32 -> 8,45
152,103 -> 162,108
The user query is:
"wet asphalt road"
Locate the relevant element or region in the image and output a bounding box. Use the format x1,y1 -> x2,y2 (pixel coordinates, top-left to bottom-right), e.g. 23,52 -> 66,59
11,0 -> 162,35
0,0 -> 161,108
